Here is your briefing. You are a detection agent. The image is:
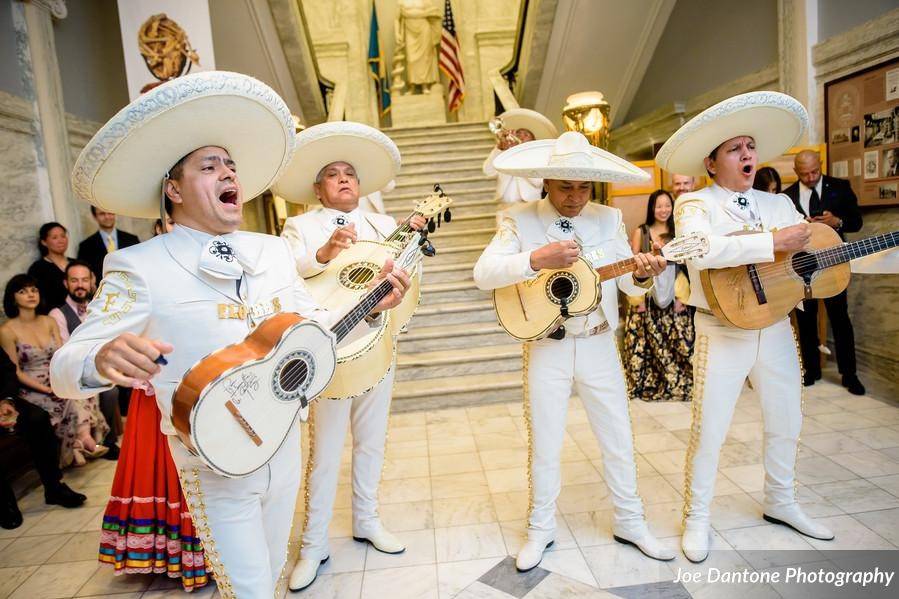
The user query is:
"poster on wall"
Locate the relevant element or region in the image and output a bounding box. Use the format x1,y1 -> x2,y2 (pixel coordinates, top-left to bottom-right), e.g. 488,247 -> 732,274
116,0 -> 216,100
825,57 -> 899,207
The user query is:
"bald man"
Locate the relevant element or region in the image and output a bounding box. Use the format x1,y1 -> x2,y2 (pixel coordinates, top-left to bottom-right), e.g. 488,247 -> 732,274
783,150 -> 865,395
671,174 -> 696,199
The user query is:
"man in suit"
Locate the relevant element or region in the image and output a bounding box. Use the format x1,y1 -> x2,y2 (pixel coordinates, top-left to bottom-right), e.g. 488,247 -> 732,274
783,149 -> 865,395
77,207 -> 140,281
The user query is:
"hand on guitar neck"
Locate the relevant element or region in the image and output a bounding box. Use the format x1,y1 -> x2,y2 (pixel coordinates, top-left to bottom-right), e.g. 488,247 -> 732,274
368,258 -> 412,314
316,215 -> 430,265
529,240 -> 667,279
772,222 -> 811,252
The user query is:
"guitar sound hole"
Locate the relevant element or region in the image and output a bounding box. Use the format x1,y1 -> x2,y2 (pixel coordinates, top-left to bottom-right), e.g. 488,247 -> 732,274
545,272 -> 580,307
279,359 -> 308,392
791,251 -> 819,282
551,276 -> 574,300
339,262 -> 380,290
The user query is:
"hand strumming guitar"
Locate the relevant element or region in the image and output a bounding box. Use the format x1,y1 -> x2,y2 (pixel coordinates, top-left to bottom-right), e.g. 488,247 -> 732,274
316,223 -> 357,264
369,258 -> 411,314
529,240 -> 580,270
773,223 -> 811,252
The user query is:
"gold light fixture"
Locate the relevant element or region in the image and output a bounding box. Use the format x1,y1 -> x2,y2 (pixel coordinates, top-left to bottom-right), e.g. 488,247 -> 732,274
562,91 -> 611,149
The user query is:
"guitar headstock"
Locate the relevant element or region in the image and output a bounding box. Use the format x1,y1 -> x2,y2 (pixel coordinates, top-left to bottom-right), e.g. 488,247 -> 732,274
661,231 -> 709,262
413,187 -> 453,218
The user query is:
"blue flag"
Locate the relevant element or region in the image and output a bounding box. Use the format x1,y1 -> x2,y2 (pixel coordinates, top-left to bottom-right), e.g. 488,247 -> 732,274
368,2 -> 390,116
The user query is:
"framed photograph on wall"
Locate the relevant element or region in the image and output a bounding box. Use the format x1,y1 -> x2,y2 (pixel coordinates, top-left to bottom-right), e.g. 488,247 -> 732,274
825,57 -> 899,206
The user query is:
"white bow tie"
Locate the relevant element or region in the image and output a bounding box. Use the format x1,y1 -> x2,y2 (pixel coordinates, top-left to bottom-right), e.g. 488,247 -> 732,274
199,236 -> 244,280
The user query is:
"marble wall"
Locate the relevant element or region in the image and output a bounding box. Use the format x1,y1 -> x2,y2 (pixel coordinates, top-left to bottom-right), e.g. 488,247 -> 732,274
844,210 -> 899,387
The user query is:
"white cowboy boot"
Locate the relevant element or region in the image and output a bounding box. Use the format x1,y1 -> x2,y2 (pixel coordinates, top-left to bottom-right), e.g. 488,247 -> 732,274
515,539 -> 554,572
287,556 -> 328,592
764,503 -> 834,540
681,520 -> 711,563
613,524 -> 676,561
353,522 -> 405,554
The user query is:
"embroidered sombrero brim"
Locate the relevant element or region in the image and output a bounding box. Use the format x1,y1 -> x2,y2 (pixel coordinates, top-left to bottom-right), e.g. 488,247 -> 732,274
493,135 -> 650,183
271,121 -> 401,204
655,91 -> 808,178
71,71 -> 296,220
499,108 -> 558,140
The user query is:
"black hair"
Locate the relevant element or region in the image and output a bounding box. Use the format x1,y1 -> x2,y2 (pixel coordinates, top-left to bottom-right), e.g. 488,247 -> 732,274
644,189 -> 675,240
64,259 -> 92,278
37,222 -> 67,257
3,274 -> 41,318
163,152 -> 191,208
753,166 -> 782,194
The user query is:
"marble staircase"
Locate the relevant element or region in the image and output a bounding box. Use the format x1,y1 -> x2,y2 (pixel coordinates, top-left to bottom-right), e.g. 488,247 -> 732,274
383,122 -> 524,411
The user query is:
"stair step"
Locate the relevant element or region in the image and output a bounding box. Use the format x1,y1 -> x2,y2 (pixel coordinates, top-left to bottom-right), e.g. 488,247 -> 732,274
422,260 -> 475,283
394,132 -> 494,147
402,154 -> 487,168
391,371 -> 522,412
400,163 -> 486,177
396,343 -> 521,382
399,321 -> 510,352
385,121 -> 490,138
394,139 -> 496,155
385,185 -> 495,203
410,299 -> 497,327
388,197 -> 499,217
420,280 -> 487,304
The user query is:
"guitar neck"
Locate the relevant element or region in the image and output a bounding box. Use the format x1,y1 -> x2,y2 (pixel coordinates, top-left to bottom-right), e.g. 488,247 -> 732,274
813,231 -> 899,269
330,279 -> 395,344
595,257 -> 667,281
385,212 -> 420,243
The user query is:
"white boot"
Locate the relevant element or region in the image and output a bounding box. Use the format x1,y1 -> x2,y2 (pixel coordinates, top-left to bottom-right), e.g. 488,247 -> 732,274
353,523 -> 405,554
515,539 -> 554,572
764,503 -> 834,540
287,556 -> 328,592
613,524 -> 676,561
681,521 -> 710,563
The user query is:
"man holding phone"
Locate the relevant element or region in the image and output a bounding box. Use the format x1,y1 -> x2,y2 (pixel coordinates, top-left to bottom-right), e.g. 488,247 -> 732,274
783,150 -> 865,394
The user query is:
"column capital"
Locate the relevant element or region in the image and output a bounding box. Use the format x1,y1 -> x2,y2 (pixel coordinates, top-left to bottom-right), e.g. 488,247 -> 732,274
18,0 -> 67,19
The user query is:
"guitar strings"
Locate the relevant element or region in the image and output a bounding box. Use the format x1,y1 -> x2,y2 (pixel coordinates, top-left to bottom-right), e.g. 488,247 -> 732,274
743,232 -> 898,277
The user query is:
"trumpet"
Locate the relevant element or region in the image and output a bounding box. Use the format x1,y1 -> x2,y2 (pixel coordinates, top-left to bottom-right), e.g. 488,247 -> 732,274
488,117 -> 520,147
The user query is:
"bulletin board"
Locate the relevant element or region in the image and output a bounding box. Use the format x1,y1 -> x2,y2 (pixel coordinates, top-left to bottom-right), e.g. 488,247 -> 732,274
825,57 -> 899,207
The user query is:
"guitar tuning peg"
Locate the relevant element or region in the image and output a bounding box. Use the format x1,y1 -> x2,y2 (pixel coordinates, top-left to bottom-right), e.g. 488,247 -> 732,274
433,183 -> 443,195
427,219 -> 436,234
437,213 -> 442,228
421,240 -> 436,257
444,208 -> 452,223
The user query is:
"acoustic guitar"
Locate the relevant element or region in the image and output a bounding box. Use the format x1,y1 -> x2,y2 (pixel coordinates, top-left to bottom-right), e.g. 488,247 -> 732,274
493,232 -> 709,341
305,187 -> 452,399
702,223 -> 898,329
171,234 -> 427,478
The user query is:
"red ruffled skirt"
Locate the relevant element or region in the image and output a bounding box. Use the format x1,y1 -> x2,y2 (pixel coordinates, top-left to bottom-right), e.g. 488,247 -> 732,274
98,387 -> 209,591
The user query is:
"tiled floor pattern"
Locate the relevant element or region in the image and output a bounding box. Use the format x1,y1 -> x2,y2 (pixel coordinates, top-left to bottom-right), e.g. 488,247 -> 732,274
1,378 -> 898,598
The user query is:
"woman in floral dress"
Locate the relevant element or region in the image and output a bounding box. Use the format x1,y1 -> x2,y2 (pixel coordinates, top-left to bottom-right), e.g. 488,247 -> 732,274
623,189 -> 694,401
0,274 -> 108,466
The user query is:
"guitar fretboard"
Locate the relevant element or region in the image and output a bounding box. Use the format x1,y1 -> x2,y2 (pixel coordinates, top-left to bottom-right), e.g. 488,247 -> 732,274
596,258 -> 642,281
813,231 -> 899,268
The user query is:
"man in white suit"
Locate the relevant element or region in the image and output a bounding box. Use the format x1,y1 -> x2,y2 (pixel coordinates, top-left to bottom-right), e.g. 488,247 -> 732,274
473,131 -> 674,572
50,74 -> 410,599
273,122 -> 427,592
656,91 -> 835,564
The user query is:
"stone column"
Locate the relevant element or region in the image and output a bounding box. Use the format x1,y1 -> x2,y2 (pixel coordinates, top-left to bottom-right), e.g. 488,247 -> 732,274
778,0 -> 819,143
13,0 -> 81,240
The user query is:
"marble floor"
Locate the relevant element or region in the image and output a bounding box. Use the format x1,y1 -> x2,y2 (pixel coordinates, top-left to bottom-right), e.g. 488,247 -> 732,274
1,377 -> 898,598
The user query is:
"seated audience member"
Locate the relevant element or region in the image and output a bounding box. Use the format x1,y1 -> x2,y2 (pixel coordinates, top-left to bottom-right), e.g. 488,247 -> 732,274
48,260 -> 121,460
27,222 -> 73,313
623,189 -> 694,401
1,349 -> 87,529
77,207 -> 140,281
0,275 -> 109,467
754,166 -> 782,194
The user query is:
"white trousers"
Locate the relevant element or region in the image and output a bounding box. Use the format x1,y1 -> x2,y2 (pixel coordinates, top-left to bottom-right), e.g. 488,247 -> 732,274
526,332 -> 645,542
685,313 -> 802,524
300,368 -> 395,560
168,423 -> 301,599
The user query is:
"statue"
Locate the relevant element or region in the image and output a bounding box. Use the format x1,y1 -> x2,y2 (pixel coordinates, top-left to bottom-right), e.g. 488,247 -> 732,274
391,0 -> 442,95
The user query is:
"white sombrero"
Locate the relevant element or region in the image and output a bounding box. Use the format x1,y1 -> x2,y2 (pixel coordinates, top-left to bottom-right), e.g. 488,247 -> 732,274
655,91 -> 808,178
499,108 -> 558,140
494,131 -> 650,183
272,121 -> 401,204
72,71 -> 296,219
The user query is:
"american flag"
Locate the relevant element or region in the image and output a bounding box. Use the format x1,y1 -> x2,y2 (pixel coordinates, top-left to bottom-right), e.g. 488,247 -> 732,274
438,0 -> 465,112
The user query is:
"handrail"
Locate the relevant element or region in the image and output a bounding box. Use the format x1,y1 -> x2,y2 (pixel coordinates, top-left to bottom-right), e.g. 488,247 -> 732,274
295,0 -> 335,114
489,68 -> 519,113
326,80 -> 347,122
498,0 -> 530,92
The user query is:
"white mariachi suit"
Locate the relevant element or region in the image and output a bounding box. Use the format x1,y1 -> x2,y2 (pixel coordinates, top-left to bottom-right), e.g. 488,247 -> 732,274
50,224 -> 355,599
674,183 -> 805,526
484,147 -> 543,225
473,199 -> 653,544
281,206 -> 398,562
